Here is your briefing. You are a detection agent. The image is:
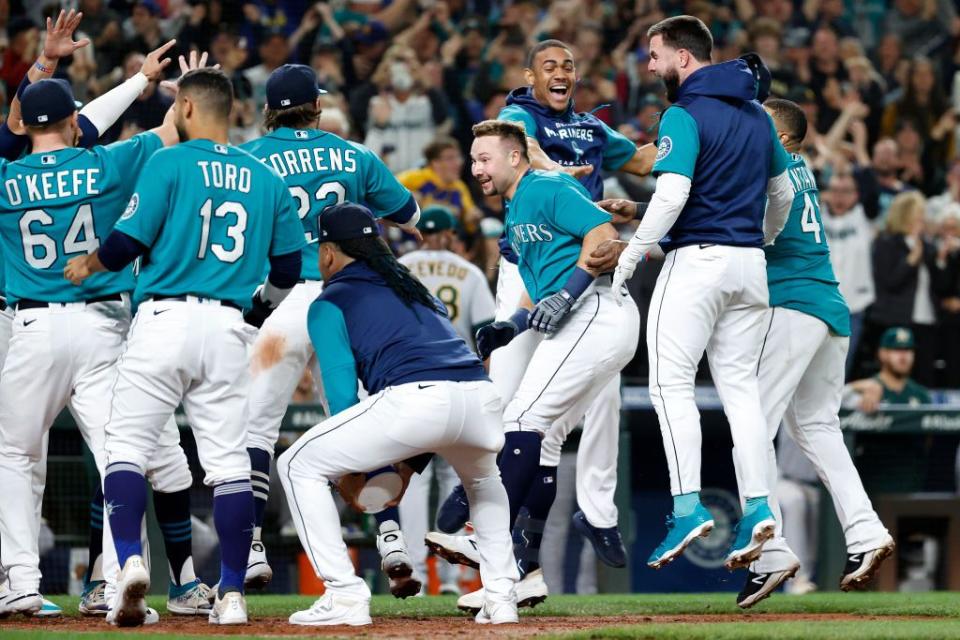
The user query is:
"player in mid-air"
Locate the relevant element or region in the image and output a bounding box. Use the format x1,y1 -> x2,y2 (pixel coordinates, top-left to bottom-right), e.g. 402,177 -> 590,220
277,202 -> 518,626
611,16 -> 794,571
397,206 -> 495,594
733,98 -> 893,608
64,68 -> 305,627
426,120 -> 640,604
238,64 -> 421,593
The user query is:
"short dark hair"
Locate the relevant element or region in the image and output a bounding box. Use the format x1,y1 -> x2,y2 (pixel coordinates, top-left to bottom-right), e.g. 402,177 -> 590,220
263,102 -> 321,132
178,68 -> 234,120
472,120 -> 529,160
764,98 -> 808,143
525,39 -> 573,69
424,136 -> 460,163
647,15 -> 713,62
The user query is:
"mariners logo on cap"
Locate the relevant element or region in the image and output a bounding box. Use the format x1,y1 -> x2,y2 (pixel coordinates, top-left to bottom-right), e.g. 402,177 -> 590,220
656,136 -> 672,161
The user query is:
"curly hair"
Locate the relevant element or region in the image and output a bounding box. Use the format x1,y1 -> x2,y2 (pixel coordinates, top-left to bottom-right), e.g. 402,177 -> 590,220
337,236 -> 438,309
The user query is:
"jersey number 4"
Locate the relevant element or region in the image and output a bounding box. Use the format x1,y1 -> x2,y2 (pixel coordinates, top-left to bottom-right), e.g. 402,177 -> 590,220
800,193 -> 822,244
20,204 -> 99,269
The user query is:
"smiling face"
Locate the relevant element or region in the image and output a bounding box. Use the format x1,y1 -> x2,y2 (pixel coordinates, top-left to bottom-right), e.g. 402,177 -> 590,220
470,135 -> 522,197
526,46 -> 576,112
648,35 -> 682,102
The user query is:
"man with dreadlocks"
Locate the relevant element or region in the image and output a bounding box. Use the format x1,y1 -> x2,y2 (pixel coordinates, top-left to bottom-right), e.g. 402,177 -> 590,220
277,202 -> 519,627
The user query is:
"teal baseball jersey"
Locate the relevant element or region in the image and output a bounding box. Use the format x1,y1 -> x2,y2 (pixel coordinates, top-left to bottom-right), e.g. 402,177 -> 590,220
505,170 -> 611,302
115,139 -> 306,310
0,133 -> 162,305
765,153 -> 850,336
241,128 -> 411,281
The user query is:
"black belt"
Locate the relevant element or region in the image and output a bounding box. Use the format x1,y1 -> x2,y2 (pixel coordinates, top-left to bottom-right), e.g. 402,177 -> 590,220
16,293 -> 123,310
152,295 -> 242,312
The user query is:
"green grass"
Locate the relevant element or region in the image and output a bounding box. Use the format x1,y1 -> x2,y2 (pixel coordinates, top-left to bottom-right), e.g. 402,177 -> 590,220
2,592 -> 959,639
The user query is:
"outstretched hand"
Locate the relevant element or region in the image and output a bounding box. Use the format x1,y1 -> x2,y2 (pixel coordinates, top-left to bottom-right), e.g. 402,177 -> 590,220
159,48 -> 220,94
140,39 -> 177,81
44,9 -> 90,60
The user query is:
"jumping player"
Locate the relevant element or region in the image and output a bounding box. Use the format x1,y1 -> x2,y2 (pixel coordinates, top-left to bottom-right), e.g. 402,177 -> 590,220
64,68 -> 305,626
611,16 -> 794,570
238,64 -> 420,591
734,98 -> 893,608
277,202 -> 518,626
426,120 -> 639,604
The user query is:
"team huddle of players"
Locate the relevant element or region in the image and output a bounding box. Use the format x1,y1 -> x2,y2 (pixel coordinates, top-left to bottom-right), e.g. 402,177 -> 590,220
0,10 -> 896,629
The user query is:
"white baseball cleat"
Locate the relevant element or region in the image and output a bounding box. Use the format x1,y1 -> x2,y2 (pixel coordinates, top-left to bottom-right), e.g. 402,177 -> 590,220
425,532 -> 480,569
33,598 -> 63,618
840,536 -> 895,591
144,607 -> 160,625
79,581 -> 109,616
106,555 -> 150,627
0,583 -> 42,617
377,521 -> 422,598
457,568 -> 548,613
245,540 -> 273,589
288,592 -> 372,626
475,599 -> 518,625
167,579 -> 214,615
208,590 -> 248,625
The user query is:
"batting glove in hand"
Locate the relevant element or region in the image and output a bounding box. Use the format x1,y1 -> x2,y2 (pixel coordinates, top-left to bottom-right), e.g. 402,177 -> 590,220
530,290 -> 576,335
476,311 -> 528,360
243,286 -> 274,329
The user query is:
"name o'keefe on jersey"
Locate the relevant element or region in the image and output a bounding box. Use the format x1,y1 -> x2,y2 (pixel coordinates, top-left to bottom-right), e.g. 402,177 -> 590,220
4,168 -> 101,205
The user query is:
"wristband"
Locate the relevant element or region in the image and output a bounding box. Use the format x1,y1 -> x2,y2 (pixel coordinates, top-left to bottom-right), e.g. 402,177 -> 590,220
509,308 -> 530,330
34,60 -> 53,74
561,266 -> 595,300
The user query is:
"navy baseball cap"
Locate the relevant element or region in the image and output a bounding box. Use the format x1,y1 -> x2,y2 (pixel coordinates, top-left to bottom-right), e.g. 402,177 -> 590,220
319,203 -> 380,242
21,79 -> 78,127
265,64 -> 328,110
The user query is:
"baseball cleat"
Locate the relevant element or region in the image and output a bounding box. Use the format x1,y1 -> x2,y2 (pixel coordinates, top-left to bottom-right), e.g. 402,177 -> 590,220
736,562 -> 800,609
647,504 -> 714,569
106,555 -> 150,627
208,590 -> 247,625
167,579 -> 214,615
725,503 -> 776,570
33,597 -> 63,618
79,580 -> 109,616
245,540 -> 273,589
288,592 -> 372,626
436,483 -> 471,533
425,532 -> 481,569
457,568 -> 548,613
377,521 -> 422,599
475,599 -> 519,624
572,510 -> 627,568
0,584 -> 42,618
145,607 -> 160,625
840,536 -> 895,591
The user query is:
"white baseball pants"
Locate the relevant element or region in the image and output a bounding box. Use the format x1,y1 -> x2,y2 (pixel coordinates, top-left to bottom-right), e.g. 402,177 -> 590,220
741,307 -> 889,573
278,380 -> 518,602
246,280 -> 325,454
491,260 -> 628,527
648,245 -> 770,498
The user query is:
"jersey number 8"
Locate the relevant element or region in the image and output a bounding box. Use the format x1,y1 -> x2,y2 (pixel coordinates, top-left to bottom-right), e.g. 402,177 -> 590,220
20,204 -> 99,269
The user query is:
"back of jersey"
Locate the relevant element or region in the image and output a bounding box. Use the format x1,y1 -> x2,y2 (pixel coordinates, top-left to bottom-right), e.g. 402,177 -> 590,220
0,133 -> 162,304
241,128 -> 411,280
399,249 -> 495,345
114,140 -> 305,309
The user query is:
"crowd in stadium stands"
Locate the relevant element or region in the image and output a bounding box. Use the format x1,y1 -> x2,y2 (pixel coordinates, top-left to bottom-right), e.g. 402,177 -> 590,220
4,0 -> 960,388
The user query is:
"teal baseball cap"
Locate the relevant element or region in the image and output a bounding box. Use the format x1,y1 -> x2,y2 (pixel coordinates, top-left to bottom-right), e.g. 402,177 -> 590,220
880,327 -> 914,350
417,206 -> 458,234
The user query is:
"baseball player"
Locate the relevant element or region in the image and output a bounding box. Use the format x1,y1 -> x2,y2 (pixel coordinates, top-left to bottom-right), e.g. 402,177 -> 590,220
277,202 -> 518,626
238,64 -> 420,591
426,120 -> 639,603
0,56 -> 191,617
436,40 -> 655,591
733,98 -> 893,608
396,206 -> 495,593
611,15 -> 794,570
64,68 -> 305,627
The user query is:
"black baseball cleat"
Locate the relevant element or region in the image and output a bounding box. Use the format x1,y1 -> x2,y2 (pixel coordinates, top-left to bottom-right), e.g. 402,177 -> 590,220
436,484 -> 471,534
571,510 -> 627,568
736,564 -> 799,609
840,537 -> 895,591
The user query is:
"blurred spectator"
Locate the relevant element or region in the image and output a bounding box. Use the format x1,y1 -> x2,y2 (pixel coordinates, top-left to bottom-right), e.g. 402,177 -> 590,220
123,1 -> 173,55
845,327 -> 931,412
748,18 -> 796,98
361,44 -> 451,173
2,17 -> 39,103
822,172 -> 875,376
883,0 -> 955,58
874,33 -> 906,95
79,0 -> 123,75
863,137 -> 912,224
927,159 -> 960,224
867,191 -> 938,385
244,31 -> 290,128
101,51 -> 173,143
397,137 -> 481,234
931,212 -> 960,387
